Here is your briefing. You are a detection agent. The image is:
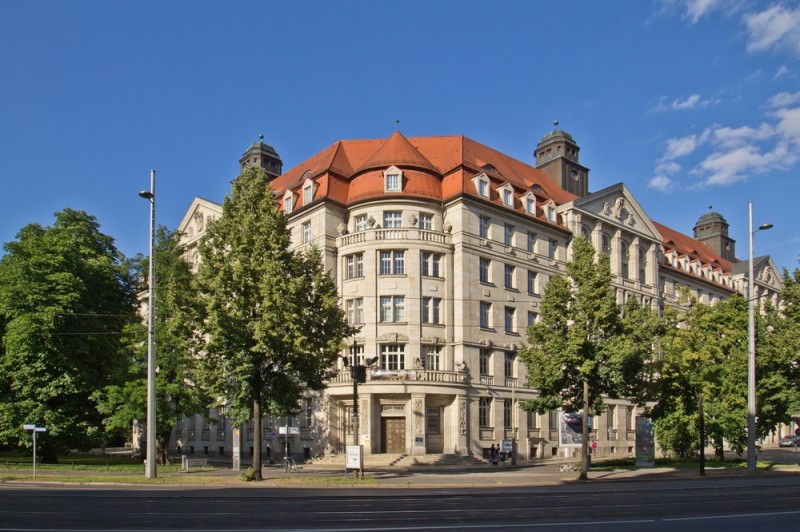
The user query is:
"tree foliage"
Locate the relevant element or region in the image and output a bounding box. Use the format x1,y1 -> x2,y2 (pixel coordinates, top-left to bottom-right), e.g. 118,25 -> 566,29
196,166 -> 355,480
0,209 -> 136,461
93,227 -> 210,464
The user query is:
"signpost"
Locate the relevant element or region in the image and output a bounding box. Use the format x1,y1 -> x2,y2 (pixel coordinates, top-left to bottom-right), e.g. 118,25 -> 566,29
345,445 -> 363,478
23,424 -> 46,479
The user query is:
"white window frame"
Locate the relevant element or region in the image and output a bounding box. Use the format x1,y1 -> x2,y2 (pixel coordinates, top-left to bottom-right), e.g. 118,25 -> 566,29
302,221 -> 312,244
523,192 -> 537,215
346,298 -> 364,325
422,296 -> 441,324
480,301 -> 492,329
346,253 -> 364,279
421,251 -> 441,277
420,213 -> 433,230
379,250 -> 405,275
380,295 -> 405,323
354,214 -> 368,232
499,184 -> 514,207
479,216 -> 490,238
283,192 -> 294,214
422,345 -> 441,370
384,211 -> 402,228
472,172 -> 490,198
380,344 -> 405,370
302,178 -> 317,205
383,165 -> 404,192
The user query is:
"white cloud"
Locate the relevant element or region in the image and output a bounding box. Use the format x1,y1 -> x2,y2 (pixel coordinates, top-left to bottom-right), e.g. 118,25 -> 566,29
651,93 -> 716,112
648,175 -> 675,192
768,91 -> 800,108
695,141 -> 796,187
656,0 -> 743,24
656,160 -> 682,174
745,4 -> 800,55
774,65 -> 790,79
663,134 -> 702,159
711,123 -> 775,148
772,106 -> 800,145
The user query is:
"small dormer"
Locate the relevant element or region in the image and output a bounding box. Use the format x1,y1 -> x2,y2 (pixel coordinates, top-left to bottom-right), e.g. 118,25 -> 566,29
522,192 -> 537,215
302,177 -> 318,206
383,165 -> 404,193
472,172 -> 491,198
498,183 -> 515,208
542,199 -> 557,223
283,191 -> 295,214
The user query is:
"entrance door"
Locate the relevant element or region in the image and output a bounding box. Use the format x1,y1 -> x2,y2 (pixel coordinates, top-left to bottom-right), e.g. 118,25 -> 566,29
381,417 -> 405,454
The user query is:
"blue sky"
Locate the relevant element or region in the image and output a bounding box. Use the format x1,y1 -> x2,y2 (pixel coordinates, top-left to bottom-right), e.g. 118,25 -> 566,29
2,0 -> 799,272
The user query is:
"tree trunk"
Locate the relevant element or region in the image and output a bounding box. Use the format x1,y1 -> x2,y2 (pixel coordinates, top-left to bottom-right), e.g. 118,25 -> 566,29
252,399 -> 263,481
579,378 -> 589,481
697,391 -> 705,477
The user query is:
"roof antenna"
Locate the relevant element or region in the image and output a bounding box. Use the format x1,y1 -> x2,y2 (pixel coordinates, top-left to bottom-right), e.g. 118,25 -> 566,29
395,119 -> 401,132
259,134 -> 264,141
554,120 -> 559,129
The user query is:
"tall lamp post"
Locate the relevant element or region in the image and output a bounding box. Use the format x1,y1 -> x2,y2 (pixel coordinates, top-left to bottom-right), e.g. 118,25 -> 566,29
139,170 -> 157,479
747,201 -> 772,474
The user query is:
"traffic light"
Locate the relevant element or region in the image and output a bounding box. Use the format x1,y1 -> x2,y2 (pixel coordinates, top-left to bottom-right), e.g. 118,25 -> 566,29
355,365 -> 367,383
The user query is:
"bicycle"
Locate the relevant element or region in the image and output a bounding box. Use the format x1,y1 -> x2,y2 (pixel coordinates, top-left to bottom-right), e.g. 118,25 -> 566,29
283,455 -> 298,473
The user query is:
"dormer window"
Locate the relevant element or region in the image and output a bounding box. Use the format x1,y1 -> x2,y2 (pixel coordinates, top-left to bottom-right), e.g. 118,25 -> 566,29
472,173 -> 490,198
522,192 -> 536,215
499,184 -> 514,208
543,200 -> 557,223
384,165 -> 403,192
284,191 -> 294,214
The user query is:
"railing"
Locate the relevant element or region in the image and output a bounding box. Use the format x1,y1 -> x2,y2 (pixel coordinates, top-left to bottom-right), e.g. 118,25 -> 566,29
328,368 -> 466,384
504,377 -> 518,388
339,228 -> 449,247
479,375 -> 494,386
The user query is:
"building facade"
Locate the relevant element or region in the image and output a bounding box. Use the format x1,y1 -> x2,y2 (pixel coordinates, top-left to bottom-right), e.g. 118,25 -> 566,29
169,127 -> 784,462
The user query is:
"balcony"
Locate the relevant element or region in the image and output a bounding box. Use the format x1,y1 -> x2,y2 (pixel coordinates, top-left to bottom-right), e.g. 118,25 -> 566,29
339,228 -> 449,248
329,368 -> 466,385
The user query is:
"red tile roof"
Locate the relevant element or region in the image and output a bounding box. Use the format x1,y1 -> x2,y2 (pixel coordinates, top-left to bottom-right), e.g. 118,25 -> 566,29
654,221 -> 733,273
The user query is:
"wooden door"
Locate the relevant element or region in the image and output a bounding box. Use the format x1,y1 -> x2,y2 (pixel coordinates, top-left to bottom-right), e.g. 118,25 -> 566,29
380,417 -> 405,454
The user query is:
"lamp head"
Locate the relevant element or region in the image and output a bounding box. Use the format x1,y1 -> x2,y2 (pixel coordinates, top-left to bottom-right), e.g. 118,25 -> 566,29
138,191 -> 154,199
365,356 -> 379,366
758,223 -> 773,231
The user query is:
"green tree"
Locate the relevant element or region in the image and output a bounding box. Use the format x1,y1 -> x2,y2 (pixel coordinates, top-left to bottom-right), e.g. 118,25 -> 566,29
519,237 -> 621,480
93,227 -> 210,465
196,166 -> 355,481
0,209 -> 136,461
652,294 -> 749,461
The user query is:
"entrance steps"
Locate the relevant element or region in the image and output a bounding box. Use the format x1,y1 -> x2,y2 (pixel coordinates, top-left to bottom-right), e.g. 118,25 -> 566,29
311,452 -> 486,469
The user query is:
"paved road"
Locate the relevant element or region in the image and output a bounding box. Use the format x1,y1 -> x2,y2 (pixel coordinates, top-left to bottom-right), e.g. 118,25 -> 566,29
2,473 -> 800,531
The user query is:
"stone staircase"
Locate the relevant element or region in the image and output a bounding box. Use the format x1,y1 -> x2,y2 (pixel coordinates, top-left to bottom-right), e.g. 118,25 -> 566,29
310,452 -> 486,469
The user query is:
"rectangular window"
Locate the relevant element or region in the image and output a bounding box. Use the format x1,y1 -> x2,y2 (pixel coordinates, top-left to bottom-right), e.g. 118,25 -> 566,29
504,306 -> 516,333
303,185 -> 313,205
479,348 -> 491,375
379,250 -> 405,275
422,297 -> 441,324
504,264 -> 515,289
426,407 -> 441,434
385,174 -> 400,192
502,188 -> 513,206
345,298 -> 364,325
479,257 -> 490,284
422,345 -> 441,370
284,194 -> 293,214
305,398 -> 313,427
420,213 -> 433,230
477,179 -> 489,197
380,344 -> 405,370
527,311 -> 538,327
346,253 -> 364,279
527,232 -> 536,253
480,301 -> 491,329
355,214 -> 368,232
527,270 -> 537,294
479,216 -> 490,238
504,352 -> 514,378
349,343 -> 365,366
527,410 -> 538,429
504,224 -> 514,246
479,397 -> 492,427
526,197 -> 536,214
421,252 -> 441,277
548,239 -> 557,260
504,399 -> 512,429
302,222 -> 311,244
380,295 -> 405,322
384,211 -> 402,228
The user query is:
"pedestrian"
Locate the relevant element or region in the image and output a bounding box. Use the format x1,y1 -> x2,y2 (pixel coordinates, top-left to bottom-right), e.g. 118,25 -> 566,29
490,444 -> 498,465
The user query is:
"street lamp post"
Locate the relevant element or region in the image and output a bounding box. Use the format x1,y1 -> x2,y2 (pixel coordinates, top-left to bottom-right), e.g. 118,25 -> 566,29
747,200 -> 772,474
342,341 -> 377,477
139,170 -> 157,479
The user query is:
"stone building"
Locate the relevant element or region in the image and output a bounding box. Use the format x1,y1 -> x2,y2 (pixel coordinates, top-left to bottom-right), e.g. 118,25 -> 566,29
169,126 -> 784,462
